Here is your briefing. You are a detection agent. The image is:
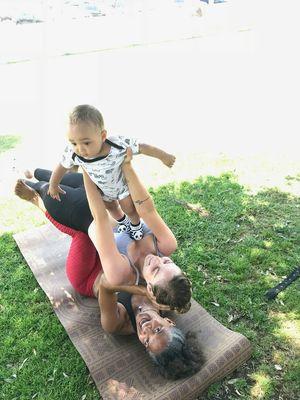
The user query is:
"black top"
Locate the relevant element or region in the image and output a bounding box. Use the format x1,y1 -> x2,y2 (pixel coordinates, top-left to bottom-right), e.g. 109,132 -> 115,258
117,292 -> 137,332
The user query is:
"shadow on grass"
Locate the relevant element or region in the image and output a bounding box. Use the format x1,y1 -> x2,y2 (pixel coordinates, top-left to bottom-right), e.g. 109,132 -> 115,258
152,173 -> 300,399
1,172 -> 299,399
0,135 -> 21,155
0,232 -> 99,400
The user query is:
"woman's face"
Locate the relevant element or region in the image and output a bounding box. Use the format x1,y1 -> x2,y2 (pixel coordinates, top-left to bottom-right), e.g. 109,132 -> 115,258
136,309 -> 175,353
143,254 -> 182,289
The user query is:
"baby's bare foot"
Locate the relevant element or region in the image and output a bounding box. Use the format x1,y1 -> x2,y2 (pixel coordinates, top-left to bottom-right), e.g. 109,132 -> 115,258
24,169 -> 33,179
15,179 -> 38,204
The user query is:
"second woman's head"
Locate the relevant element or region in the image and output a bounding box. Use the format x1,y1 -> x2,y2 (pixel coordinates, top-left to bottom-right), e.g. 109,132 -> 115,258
135,308 -> 204,379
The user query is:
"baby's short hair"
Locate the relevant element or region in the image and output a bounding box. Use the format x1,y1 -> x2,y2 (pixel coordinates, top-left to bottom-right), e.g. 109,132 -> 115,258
69,104 -> 104,131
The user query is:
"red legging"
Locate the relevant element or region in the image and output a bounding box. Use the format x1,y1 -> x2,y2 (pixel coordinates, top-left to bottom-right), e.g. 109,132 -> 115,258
45,212 -> 102,297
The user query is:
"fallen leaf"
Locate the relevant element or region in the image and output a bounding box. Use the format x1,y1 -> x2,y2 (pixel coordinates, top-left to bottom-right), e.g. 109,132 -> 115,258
228,378 -> 240,385
227,311 -> 244,323
228,314 -> 234,323
19,358 -> 28,370
197,266 -> 209,277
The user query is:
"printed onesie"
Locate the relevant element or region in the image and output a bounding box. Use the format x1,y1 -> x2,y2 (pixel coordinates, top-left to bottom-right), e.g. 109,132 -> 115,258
60,135 -> 139,202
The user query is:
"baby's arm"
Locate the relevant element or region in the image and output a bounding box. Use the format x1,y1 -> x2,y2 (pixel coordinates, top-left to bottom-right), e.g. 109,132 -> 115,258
48,163 -> 68,201
138,143 -> 176,167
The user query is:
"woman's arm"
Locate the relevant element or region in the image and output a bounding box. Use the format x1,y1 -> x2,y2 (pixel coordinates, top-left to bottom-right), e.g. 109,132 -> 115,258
98,275 -> 133,334
99,275 -> 167,335
122,152 -> 177,255
99,277 -> 148,297
95,274 -> 171,312
82,169 -> 135,286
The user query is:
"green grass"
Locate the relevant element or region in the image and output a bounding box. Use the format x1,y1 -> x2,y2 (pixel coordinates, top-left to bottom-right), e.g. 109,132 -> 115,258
0,135 -> 21,154
1,172 -> 300,399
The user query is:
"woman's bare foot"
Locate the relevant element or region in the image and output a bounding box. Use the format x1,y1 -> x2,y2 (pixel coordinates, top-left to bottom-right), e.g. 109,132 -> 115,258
15,179 -> 46,212
15,179 -> 39,204
24,169 -> 33,179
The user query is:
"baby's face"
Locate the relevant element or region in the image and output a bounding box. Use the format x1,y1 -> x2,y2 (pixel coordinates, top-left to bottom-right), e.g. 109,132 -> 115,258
68,122 -> 105,159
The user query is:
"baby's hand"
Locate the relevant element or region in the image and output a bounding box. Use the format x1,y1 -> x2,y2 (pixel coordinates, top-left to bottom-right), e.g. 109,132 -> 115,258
47,184 -> 66,201
161,153 -> 176,168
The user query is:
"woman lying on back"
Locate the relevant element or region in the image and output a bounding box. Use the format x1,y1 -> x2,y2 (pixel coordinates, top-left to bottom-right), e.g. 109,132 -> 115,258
83,147 -> 192,312
15,161 -> 204,379
17,158 -> 192,313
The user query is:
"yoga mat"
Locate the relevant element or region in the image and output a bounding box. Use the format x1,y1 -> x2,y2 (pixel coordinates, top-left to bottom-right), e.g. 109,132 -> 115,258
14,224 -> 252,400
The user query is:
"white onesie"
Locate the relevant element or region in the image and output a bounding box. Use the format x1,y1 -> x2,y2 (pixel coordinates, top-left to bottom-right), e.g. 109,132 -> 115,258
60,135 -> 139,201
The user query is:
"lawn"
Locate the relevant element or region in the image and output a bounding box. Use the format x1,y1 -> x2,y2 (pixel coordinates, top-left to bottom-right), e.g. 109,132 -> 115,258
0,135 -> 21,155
0,144 -> 299,399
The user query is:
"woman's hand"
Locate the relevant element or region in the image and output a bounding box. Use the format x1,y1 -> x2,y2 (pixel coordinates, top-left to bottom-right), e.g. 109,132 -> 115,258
146,290 -> 172,311
123,147 -> 133,165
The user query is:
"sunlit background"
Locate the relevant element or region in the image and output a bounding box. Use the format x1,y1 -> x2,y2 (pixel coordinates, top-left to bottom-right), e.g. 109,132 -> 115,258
0,4 -> 299,398
0,0 -> 299,185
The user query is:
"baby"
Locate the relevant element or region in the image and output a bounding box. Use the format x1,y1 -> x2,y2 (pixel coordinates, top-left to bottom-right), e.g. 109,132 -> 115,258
48,104 -> 175,240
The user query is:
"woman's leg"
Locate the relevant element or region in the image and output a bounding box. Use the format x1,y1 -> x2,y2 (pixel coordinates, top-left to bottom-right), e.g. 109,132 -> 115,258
45,212 -> 101,297
33,168 -> 52,182
16,179 -> 93,233
34,168 -> 84,188
65,230 -> 102,298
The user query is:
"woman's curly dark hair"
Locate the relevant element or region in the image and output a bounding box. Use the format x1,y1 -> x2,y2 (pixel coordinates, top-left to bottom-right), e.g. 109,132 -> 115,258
152,274 -> 192,313
149,329 -> 205,380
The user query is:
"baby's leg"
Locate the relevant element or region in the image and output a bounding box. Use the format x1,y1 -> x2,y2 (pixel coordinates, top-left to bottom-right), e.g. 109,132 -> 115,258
103,199 -> 124,222
119,195 -> 140,224
119,195 -> 144,240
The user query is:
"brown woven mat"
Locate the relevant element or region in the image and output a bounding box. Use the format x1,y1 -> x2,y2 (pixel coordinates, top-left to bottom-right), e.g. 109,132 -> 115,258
14,224 -> 252,400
